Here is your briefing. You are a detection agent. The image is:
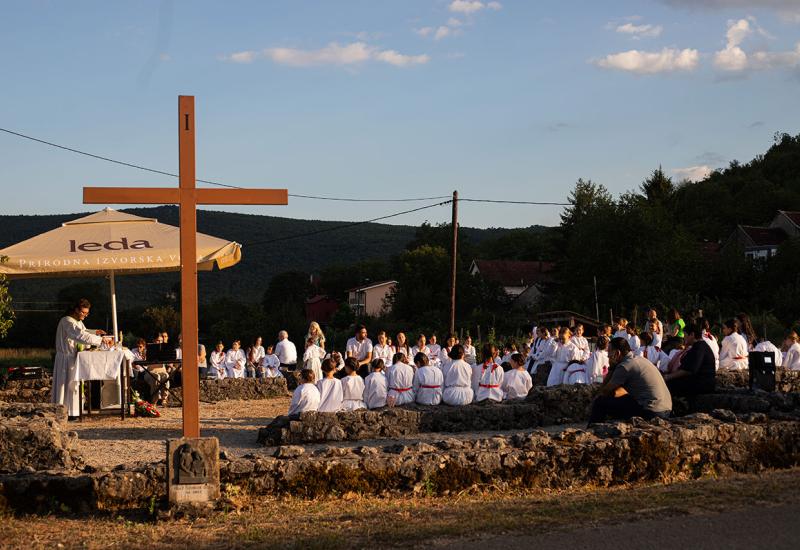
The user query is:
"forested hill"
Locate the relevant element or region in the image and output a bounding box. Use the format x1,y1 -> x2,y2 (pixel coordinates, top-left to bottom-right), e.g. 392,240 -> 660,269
0,206 -> 537,307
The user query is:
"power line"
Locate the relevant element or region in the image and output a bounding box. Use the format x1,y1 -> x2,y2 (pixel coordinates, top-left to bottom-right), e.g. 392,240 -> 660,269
0,126 -> 449,201
459,198 -> 571,206
242,200 -> 452,247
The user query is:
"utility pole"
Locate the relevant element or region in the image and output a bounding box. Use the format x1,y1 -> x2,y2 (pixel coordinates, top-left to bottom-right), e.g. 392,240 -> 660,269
449,190 -> 458,335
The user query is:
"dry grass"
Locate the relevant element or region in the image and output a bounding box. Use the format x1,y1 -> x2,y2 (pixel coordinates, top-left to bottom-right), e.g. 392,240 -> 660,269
0,348 -> 52,359
2,467 -> 800,549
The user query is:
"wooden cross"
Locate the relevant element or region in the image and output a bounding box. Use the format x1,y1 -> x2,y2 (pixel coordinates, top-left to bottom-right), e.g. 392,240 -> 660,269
83,96 -> 288,437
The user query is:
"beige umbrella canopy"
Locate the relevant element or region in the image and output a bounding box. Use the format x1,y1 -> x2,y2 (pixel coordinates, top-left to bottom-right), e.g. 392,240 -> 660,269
0,207 -> 242,337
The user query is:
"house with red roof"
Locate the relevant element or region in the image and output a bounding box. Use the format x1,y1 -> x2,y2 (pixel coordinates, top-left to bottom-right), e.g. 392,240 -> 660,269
724,210 -> 800,260
469,259 -> 554,306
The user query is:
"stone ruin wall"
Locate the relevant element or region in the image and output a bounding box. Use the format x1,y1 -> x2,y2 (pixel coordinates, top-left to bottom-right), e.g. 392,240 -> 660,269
2,411 -> 800,513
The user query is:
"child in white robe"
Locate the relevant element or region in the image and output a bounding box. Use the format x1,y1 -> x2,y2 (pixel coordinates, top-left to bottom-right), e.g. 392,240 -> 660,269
258,345 -> 280,377
463,336 -> 477,365
572,324 -> 591,362
443,345 -> 474,405
410,335 -> 431,365
413,352 -> 443,406
635,332 -> 662,369
754,338 -> 783,368
531,329 -> 558,375
288,369 -> 320,416
626,325 -> 641,355
474,346 -> 505,402
546,329 -> 582,386
783,331 -> 800,371
364,360 -> 388,409
224,340 -> 246,379
303,338 -> 325,382
209,341 -> 227,380
613,318 -> 628,340
372,331 -> 394,366
587,337 -> 610,383
719,319 -> 749,370
502,353 -> 532,399
341,359 -> 366,410
387,353 -> 415,406
427,335 -> 442,365
316,358 -> 343,413
698,319 -> 720,370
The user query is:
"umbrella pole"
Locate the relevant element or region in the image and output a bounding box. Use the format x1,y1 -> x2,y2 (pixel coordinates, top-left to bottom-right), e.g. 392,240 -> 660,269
109,270 -> 122,408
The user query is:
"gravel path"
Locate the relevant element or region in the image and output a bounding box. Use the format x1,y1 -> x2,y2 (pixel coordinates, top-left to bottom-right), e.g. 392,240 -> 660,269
69,398 -> 585,469
70,397 -> 291,468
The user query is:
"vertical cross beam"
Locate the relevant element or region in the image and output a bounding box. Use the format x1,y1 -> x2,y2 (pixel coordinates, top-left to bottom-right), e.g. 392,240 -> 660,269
179,96 -> 200,438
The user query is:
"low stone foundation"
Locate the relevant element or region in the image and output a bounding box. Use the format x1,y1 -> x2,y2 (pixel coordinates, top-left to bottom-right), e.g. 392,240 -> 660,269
694,389 -> 800,417
0,402 -> 83,474
165,377 -> 289,406
2,412 -> 800,513
0,376 -> 52,404
258,385 -> 598,446
715,368 -> 800,393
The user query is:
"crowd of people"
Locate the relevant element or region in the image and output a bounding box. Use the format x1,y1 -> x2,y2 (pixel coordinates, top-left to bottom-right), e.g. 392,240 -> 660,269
54,298 -> 800,424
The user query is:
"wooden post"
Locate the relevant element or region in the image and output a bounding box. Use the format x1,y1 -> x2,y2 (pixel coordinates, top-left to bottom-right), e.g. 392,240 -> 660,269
178,96 -> 200,438
449,190 -> 458,336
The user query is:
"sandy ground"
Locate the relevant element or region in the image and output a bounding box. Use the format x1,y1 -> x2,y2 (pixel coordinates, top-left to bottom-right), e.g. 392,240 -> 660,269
69,397 -> 584,469
70,397 -> 292,468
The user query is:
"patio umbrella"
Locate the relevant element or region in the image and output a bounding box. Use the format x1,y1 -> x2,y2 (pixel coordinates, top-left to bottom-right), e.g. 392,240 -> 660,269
0,207 -> 242,339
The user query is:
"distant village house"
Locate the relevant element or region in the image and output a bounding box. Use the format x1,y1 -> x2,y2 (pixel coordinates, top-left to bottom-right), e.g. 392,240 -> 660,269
348,280 -> 397,317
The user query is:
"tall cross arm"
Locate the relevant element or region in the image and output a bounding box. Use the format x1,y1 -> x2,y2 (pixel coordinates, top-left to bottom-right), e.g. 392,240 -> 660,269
83,187 -> 288,205
195,188 -> 288,205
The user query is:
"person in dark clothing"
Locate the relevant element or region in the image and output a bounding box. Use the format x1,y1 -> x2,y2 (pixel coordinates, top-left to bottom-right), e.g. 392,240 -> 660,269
663,324 -> 716,397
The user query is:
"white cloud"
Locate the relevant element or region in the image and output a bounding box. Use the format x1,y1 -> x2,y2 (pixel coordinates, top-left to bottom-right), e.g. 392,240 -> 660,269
672,165 -> 713,182
714,18 -> 800,72
434,26 -> 452,40
158,53 -> 171,61
374,49 -> 430,67
487,1 -> 503,10
415,26 -> 434,37
222,42 -> 429,68
595,48 -> 699,74
447,17 -> 464,27
615,23 -> 663,38
658,1 -> 800,24
449,0 -> 485,14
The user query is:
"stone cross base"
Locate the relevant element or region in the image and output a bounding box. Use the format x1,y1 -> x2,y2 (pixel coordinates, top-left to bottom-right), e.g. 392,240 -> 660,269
166,437 -> 220,505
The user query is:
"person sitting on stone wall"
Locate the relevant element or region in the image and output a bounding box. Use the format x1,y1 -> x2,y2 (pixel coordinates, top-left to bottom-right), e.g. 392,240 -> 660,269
663,324 -> 716,399
288,369 -> 320,416
587,337 -> 672,425
443,344 -> 474,406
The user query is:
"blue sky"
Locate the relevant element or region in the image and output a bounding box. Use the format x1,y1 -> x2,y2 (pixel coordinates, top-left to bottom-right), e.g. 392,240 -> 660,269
1,0 -> 799,229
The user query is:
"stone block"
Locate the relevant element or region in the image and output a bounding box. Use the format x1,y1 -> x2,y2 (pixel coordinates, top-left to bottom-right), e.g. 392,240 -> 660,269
166,437 -> 220,505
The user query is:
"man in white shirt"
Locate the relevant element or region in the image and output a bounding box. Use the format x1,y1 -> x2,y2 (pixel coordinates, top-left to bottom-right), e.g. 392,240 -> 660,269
346,324 -> 373,373
275,330 -> 298,370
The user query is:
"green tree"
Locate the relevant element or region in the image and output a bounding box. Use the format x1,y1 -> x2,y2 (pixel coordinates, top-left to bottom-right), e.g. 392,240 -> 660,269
559,179 -> 613,231
640,166 -> 675,203
0,256 -> 14,339
142,305 -> 180,338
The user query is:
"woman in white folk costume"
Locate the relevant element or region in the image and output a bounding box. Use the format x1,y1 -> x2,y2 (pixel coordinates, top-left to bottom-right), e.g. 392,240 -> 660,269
52,299 -> 107,419
439,334 -> 457,377
209,341 -> 227,379
474,343 -> 504,402
316,358 -> 344,413
783,331 -> 800,371
442,345 -> 474,406
698,318 -> 720,370
288,369 -> 320,415
463,335 -> 477,366
413,352 -> 443,406
546,328 -> 582,386
646,309 -> 664,349
364,359 -> 388,409
572,324 -> 591,362
719,318 -> 749,370
224,340 -> 247,379
427,334 -> 442,365
246,336 -> 265,378
530,327 -> 557,375
303,337 -> 325,381
372,331 -> 394,367
259,344 -> 282,378
305,321 -> 326,349
340,359 -> 367,410
613,318 -> 628,340
587,336 -> 610,383
387,352 -> 415,406
626,325 -> 641,355
393,332 -> 411,359
502,353 -> 532,400
410,334 -> 431,363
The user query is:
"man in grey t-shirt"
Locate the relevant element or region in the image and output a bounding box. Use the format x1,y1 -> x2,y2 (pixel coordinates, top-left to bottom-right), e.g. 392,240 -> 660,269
588,337 -> 672,425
